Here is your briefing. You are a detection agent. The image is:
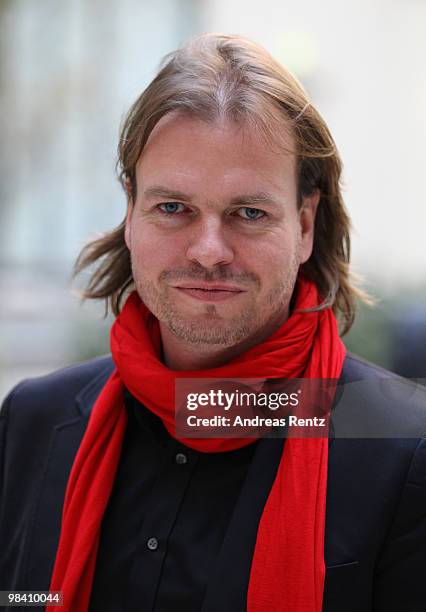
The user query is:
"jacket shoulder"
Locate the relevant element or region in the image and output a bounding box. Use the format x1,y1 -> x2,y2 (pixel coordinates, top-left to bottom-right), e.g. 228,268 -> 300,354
336,352 -> 426,438
0,356 -> 114,591
0,355 -> 115,426
343,351 -> 423,382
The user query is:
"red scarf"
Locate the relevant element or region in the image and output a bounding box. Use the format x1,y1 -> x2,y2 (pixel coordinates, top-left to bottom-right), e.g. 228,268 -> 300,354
47,276 -> 345,611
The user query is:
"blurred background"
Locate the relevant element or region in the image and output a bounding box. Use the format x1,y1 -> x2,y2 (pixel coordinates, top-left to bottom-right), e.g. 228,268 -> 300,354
1,0 -> 425,402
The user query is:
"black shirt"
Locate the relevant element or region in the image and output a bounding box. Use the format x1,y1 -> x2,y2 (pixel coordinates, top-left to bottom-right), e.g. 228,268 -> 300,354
89,391 -> 282,612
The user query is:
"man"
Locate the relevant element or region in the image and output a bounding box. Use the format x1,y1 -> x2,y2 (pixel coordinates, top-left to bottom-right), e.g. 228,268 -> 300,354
1,33 -> 426,612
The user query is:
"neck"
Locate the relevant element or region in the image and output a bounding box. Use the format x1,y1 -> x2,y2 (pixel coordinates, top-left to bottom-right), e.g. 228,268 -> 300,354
159,308 -> 289,371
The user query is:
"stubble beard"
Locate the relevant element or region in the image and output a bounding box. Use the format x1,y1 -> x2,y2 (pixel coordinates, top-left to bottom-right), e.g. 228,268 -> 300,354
131,250 -> 301,347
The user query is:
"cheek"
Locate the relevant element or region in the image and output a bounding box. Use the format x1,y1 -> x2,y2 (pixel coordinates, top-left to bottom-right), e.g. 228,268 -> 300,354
130,224 -> 186,274
242,232 -> 298,277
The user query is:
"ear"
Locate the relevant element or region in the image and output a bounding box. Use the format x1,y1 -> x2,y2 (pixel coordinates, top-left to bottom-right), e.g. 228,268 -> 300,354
299,189 -> 320,264
124,189 -> 134,251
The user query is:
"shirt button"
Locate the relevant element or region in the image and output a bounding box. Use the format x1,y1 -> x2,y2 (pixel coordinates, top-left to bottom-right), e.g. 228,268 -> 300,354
175,452 -> 188,465
147,537 -> 158,551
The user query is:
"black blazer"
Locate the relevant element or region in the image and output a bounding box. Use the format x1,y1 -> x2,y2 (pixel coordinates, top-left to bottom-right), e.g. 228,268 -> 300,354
1,353 -> 426,611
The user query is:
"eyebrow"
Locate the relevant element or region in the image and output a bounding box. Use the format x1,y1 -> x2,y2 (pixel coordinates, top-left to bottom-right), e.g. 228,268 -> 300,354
142,186 -> 283,207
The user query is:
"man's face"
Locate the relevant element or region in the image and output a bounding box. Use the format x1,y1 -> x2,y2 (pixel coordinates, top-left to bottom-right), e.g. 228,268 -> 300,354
125,113 -> 318,348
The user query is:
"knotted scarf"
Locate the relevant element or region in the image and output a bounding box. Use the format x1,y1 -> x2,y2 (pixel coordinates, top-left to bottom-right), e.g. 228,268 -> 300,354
47,275 -> 345,611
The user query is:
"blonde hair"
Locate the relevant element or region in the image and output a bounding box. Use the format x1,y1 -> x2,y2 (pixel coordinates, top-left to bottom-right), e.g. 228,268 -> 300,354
74,33 -> 370,335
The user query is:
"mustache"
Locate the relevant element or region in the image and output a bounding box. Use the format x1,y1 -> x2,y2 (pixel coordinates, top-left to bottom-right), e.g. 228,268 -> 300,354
159,266 -> 260,288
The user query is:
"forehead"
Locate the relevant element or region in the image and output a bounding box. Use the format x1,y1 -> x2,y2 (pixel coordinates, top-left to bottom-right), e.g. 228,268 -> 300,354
135,113 -> 298,198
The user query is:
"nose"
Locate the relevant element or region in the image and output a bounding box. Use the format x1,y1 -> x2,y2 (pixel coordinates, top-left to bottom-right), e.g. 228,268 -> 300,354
185,216 -> 234,269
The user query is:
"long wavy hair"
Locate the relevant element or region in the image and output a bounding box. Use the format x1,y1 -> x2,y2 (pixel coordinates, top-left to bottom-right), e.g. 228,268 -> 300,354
74,33 -> 370,335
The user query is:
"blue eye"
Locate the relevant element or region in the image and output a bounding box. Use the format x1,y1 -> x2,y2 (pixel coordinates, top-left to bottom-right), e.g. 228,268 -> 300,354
237,207 -> 265,221
158,202 -> 185,214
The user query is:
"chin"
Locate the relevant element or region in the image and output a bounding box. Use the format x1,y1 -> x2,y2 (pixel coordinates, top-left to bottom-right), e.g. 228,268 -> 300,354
164,312 -> 256,347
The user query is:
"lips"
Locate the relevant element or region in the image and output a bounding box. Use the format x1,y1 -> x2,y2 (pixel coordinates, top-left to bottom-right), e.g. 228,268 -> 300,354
174,283 -> 244,292
172,284 -> 245,302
